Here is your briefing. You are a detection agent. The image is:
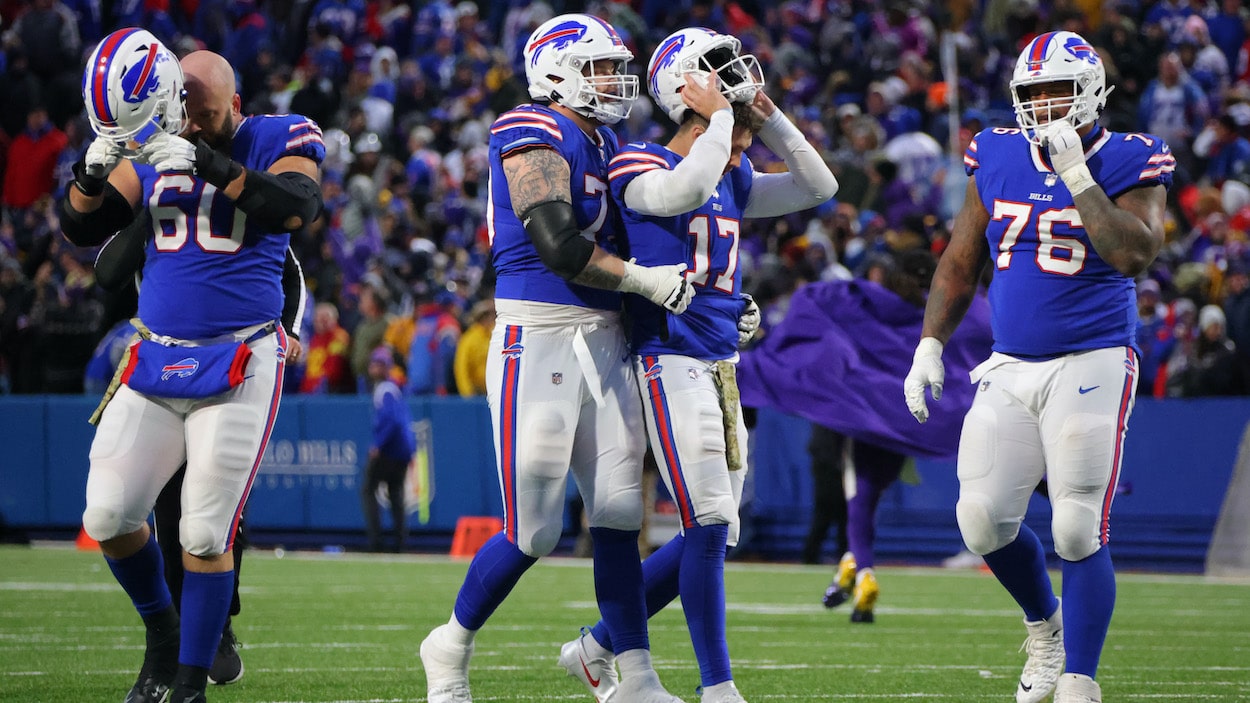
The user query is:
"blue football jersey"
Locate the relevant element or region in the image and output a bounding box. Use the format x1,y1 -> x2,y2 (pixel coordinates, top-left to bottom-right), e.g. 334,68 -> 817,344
135,115 -> 326,339
610,142 -> 753,360
965,125 -> 1174,357
487,104 -> 624,310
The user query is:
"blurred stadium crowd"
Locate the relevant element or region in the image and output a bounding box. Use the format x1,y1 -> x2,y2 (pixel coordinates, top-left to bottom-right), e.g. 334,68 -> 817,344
2,0 -> 1250,398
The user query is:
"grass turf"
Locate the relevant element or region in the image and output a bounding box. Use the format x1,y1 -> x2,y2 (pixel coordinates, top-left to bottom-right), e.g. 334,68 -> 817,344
1,544 -> 1247,701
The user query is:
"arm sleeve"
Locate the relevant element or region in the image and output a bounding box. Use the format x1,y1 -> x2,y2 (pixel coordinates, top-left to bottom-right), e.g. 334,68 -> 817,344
59,185 -> 138,247
94,210 -> 150,291
616,109 -> 734,216
743,110 -> 839,218
281,247 -> 306,339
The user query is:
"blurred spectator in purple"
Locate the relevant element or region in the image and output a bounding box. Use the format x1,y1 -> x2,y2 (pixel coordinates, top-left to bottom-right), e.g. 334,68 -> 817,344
1205,0 -> 1247,71
1143,0 -> 1193,48
1135,278 -> 1174,397
1138,52 -> 1209,176
1177,17 -> 1229,115
51,115 -> 88,202
1224,256 -> 1250,361
1196,114 -> 1250,188
308,0 -> 365,47
866,77 -> 921,141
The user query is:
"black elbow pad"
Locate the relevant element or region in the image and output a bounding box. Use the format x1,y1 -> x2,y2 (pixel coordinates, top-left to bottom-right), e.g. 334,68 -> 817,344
59,186 -> 137,247
235,170 -> 323,233
521,200 -> 594,281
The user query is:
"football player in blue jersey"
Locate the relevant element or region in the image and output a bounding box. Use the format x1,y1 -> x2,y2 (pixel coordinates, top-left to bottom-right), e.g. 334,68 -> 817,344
60,30 -> 323,703
558,29 -> 837,703
903,30 -> 1173,703
418,14 -> 693,703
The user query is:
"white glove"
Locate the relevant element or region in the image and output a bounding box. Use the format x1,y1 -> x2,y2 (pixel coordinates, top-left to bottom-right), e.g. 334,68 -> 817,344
903,337 -> 945,423
136,132 -> 197,173
737,294 -> 760,347
619,260 -> 695,314
83,137 -> 124,180
1040,122 -> 1095,196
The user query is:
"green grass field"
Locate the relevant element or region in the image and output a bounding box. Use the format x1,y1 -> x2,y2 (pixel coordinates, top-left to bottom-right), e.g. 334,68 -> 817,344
2,545 -> 1248,702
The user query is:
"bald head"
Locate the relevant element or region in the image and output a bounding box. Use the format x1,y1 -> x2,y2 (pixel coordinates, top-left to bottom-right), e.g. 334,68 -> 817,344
181,51 -> 241,148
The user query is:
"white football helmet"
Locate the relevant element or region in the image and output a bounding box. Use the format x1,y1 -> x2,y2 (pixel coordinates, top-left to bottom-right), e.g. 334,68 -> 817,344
523,13 -> 639,125
648,28 -> 764,124
81,28 -> 186,144
1009,30 -> 1111,145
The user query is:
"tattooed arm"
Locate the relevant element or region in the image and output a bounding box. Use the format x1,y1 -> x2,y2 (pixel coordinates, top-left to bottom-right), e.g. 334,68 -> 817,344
501,146 -> 695,313
502,147 -> 627,288
922,176 -> 991,344
1072,184 -> 1166,277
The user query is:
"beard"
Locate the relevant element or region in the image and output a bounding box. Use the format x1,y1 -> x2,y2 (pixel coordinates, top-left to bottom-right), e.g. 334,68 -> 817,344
198,111 -> 235,151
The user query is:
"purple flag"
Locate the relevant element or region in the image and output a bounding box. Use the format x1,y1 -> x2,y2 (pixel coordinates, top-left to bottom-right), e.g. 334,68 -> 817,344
739,280 -> 994,459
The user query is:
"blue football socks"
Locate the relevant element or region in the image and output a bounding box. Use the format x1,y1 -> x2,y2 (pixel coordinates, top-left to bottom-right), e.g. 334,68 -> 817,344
453,532 -> 538,630
982,525 -> 1059,622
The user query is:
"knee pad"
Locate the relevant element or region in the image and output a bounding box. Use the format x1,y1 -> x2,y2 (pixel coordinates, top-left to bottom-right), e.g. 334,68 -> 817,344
694,492 -> 737,527
1051,498 -> 1102,561
517,522 -> 562,558
956,492 -> 1019,556
586,487 -> 643,532
518,404 -> 573,480
180,516 -> 226,558
82,506 -> 125,542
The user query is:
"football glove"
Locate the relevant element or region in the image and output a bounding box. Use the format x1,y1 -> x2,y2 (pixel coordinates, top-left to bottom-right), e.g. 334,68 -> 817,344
73,137 -> 125,197
737,294 -> 760,347
903,337 -> 945,423
619,260 -> 695,314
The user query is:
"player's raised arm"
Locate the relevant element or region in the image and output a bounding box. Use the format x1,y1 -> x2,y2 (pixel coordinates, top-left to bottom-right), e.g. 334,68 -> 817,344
136,51 -> 323,234
904,175 -> 990,423
742,90 -> 839,218
1041,122 -> 1166,276
619,73 -> 735,217
504,144 -> 694,314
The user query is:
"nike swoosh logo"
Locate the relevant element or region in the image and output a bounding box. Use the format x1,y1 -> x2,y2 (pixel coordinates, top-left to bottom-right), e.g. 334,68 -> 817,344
1078,385 -> 1099,394
1020,680 -> 1033,692
580,656 -> 601,687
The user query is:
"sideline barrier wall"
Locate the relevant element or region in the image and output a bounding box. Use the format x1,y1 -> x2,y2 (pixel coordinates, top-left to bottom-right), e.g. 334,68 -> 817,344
1,396 -> 1242,569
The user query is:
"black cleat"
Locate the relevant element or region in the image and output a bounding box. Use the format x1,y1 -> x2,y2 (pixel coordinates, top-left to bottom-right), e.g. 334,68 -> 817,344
168,685 -> 207,703
207,620 -> 243,685
125,611 -> 179,703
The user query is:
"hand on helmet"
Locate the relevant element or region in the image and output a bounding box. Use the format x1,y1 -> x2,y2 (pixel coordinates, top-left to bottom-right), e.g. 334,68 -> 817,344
136,132 -> 197,174
1040,121 -> 1096,196
73,138 -> 125,197
681,72 -> 732,121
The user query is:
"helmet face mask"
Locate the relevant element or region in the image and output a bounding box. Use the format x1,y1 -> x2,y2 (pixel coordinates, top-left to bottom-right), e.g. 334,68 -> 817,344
523,14 -> 639,125
1009,30 -> 1111,145
82,28 -> 186,145
648,28 -> 765,125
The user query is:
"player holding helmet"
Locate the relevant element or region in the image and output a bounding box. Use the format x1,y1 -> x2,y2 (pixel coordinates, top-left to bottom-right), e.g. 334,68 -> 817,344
903,30 -> 1173,703
418,13 -> 690,703
558,28 -> 837,703
60,30 -> 323,703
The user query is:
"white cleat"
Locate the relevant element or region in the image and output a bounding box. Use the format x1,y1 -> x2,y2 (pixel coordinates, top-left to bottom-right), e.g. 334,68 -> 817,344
420,624 -> 474,703
611,668 -> 685,703
700,680 -> 747,703
1053,673 -> 1102,703
558,631 -> 618,703
1016,605 -> 1064,703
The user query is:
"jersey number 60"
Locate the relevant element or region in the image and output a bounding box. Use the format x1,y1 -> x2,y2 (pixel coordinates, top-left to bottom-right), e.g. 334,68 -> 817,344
149,174 -> 247,254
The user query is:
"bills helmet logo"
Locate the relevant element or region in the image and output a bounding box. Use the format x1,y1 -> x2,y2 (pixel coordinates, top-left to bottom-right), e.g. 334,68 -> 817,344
161,358 -> 200,380
121,43 -> 163,104
1063,36 -> 1099,65
648,34 -> 687,95
501,341 -> 524,360
527,20 -> 588,66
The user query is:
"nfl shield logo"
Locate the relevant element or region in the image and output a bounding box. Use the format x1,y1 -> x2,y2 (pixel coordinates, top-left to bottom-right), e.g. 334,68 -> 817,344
980,380 -> 992,392
688,367 -> 700,380
552,372 -> 563,385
